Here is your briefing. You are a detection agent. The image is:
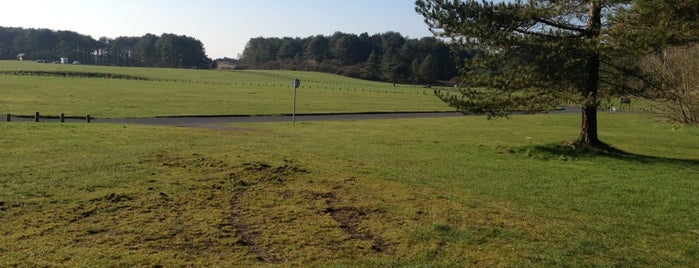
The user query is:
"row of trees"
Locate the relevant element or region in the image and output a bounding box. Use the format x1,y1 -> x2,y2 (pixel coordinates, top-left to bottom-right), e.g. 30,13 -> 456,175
240,32 -> 464,84
0,26 -> 213,69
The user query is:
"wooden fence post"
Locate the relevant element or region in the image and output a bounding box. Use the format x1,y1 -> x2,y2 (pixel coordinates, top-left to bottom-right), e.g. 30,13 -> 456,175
35,112 -> 40,122
5,114 -> 9,122
60,113 -> 65,123
86,114 -> 91,123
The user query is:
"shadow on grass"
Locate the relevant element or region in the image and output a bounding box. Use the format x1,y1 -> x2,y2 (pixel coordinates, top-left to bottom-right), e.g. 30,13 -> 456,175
520,141 -> 699,166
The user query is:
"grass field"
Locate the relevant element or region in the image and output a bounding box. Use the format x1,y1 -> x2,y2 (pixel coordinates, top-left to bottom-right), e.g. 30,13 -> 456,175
1,113 -> 697,267
0,61 -> 448,118
1,62 -> 697,267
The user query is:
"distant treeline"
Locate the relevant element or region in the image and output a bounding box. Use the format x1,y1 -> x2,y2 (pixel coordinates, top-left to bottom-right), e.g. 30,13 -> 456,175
240,32 -> 469,84
0,26 -> 213,69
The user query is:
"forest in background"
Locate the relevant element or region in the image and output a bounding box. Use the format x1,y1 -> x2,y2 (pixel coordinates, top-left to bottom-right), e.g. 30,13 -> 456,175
239,32 -> 465,84
1,26 -> 465,84
0,26 -> 213,69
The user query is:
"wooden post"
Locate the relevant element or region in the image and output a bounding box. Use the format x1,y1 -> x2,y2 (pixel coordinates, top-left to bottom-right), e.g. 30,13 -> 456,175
86,114 -> 91,123
5,114 -> 9,122
60,113 -> 65,123
35,112 -> 40,122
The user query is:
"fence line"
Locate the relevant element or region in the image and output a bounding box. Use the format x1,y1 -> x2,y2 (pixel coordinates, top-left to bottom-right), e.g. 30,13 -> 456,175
3,112 -> 92,123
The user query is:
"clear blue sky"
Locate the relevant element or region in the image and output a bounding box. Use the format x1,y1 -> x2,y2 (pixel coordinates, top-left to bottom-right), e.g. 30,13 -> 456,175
1,0 -> 434,59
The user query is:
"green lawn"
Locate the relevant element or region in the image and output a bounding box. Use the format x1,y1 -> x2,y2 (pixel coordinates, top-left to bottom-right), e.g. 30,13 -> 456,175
0,60 -> 447,118
1,112 -> 697,267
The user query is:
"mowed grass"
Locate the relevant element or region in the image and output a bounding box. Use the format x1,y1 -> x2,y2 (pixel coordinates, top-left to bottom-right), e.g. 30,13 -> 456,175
1,112 -> 697,267
0,60 -> 447,118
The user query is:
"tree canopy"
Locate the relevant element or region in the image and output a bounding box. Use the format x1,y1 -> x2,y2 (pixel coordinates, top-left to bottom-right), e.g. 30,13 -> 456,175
415,0 -> 698,148
0,26 -> 213,69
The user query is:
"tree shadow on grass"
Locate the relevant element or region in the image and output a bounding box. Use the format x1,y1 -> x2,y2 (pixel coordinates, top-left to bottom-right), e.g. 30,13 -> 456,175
523,141 -> 699,166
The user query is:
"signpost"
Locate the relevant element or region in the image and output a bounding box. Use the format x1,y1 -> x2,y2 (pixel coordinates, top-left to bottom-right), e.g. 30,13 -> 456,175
292,78 -> 300,123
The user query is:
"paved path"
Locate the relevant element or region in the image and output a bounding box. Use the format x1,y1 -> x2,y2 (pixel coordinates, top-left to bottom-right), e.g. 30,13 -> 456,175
4,106 -> 581,129
98,112 -> 464,129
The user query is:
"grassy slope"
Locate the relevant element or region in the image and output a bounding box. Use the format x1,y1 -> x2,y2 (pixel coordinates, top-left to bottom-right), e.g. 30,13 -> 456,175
0,61 -> 447,117
1,113 -> 697,267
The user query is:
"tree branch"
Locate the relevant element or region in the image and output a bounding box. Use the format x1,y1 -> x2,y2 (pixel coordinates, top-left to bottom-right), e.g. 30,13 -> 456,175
532,17 -> 587,34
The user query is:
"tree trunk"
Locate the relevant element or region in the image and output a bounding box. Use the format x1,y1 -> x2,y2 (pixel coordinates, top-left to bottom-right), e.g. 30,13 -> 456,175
578,104 -> 599,146
577,1 -> 603,148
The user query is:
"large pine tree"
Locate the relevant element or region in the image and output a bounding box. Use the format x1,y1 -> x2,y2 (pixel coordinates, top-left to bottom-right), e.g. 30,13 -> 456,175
415,0 -> 696,149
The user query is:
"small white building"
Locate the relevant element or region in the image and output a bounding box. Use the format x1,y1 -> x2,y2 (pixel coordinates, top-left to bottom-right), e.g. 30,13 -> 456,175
60,58 -> 69,64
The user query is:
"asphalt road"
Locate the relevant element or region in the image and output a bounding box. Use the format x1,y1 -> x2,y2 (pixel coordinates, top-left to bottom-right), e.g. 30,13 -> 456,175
97,112 -> 464,129
4,106 -> 581,129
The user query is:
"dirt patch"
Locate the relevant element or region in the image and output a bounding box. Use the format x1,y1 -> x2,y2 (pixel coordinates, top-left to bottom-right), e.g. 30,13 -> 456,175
145,152 -> 229,171
320,192 -> 392,254
240,161 -> 308,184
94,193 -> 134,203
70,193 -> 137,222
227,158 -> 394,261
227,161 -> 311,262
229,188 -> 279,263
326,206 -> 391,252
